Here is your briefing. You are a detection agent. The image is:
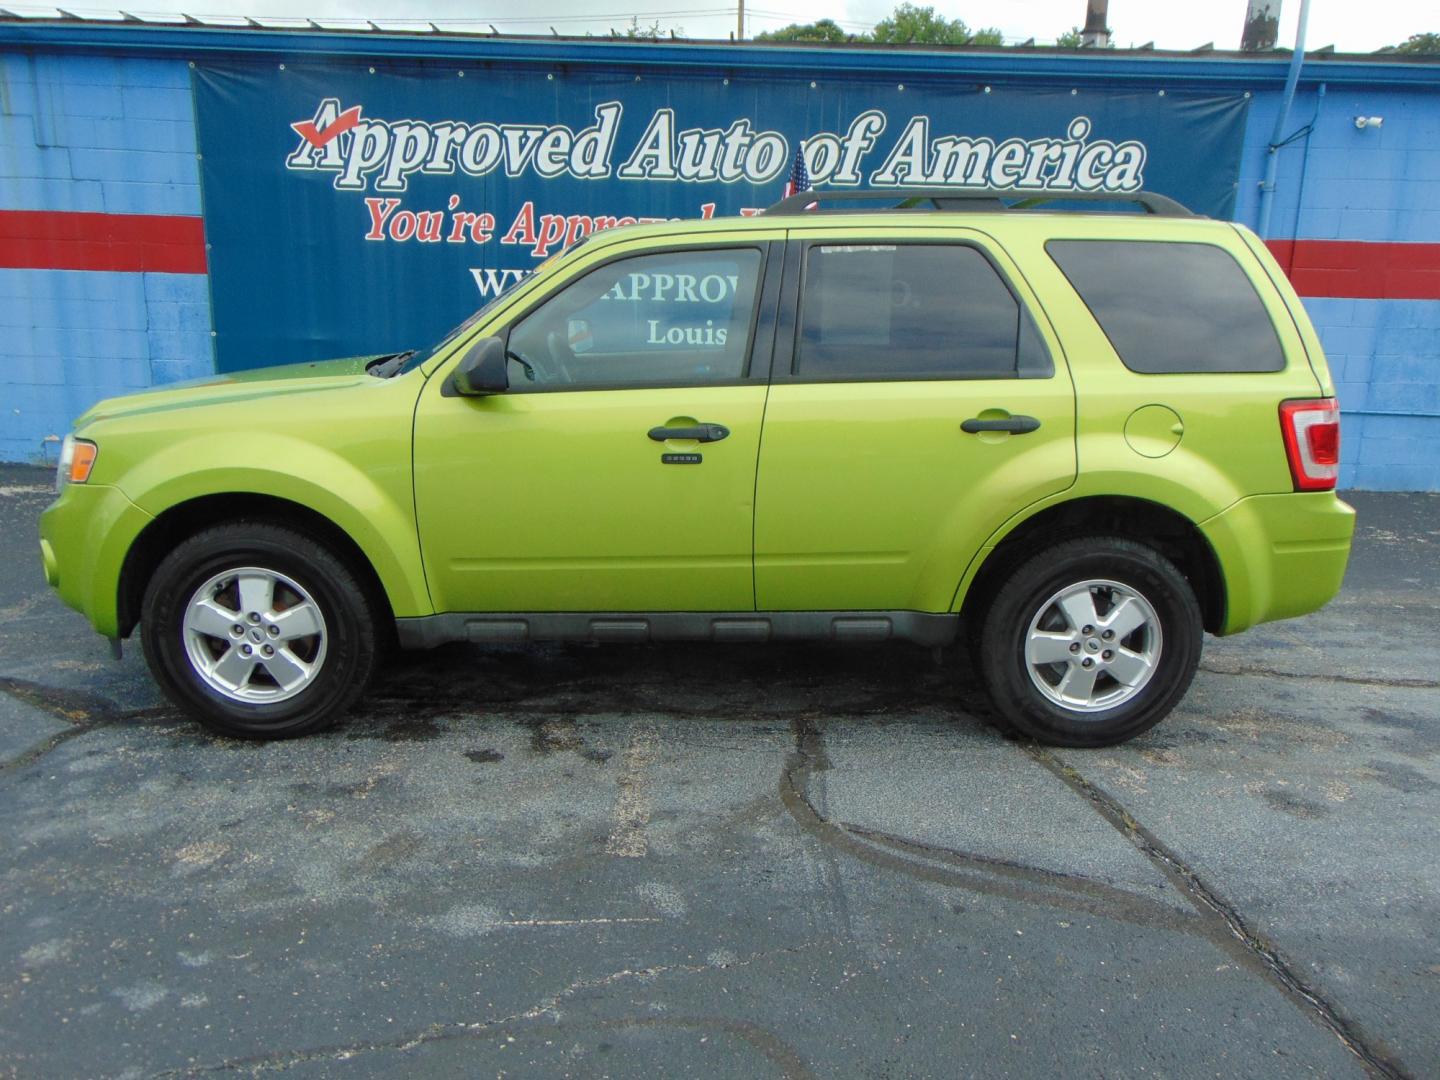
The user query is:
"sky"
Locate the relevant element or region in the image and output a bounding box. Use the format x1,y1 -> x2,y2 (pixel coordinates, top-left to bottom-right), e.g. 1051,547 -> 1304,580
5,0 -> 1435,52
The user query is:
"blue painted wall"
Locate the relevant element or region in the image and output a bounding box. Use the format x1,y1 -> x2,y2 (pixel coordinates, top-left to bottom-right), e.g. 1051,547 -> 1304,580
0,52 -> 212,464
1,35 -> 1437,490
1232,84 -> 1440,491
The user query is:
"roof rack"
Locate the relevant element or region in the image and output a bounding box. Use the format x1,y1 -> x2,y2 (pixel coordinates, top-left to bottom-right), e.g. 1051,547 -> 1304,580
765,188 -> 1197,218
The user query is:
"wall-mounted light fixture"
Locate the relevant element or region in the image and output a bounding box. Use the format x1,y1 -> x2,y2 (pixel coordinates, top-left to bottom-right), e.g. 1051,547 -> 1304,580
1354,116 -> 1385,130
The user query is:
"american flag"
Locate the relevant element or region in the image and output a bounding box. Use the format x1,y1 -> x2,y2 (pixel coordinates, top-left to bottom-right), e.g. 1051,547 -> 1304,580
783,147 -> 810,199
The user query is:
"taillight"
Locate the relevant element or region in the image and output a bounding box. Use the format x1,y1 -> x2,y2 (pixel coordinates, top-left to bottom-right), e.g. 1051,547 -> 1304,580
1278,398 -> 1340,491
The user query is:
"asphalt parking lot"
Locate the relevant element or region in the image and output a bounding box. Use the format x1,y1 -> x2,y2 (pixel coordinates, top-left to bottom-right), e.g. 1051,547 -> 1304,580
1,464 -> 1436,1079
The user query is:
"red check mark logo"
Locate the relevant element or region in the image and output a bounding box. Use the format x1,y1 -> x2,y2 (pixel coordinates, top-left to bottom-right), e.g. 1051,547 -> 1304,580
292,105 -> 363,148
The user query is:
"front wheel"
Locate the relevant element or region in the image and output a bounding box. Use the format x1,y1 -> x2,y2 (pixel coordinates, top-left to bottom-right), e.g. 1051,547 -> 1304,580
977,537 -> 1202,747
140,523 -> 379,739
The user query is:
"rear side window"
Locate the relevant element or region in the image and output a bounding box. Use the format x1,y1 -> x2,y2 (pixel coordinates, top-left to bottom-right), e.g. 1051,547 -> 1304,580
1046,240 -> 1285,374
795,243 -> 1052,380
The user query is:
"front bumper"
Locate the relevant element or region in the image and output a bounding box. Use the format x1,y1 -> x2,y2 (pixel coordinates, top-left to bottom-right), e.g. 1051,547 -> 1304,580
39,483 -> 154,639
1201,491 -> 1356,636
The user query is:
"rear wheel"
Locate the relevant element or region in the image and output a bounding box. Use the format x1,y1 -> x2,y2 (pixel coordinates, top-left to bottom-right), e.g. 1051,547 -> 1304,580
140,523 -> 379,738
977,537 -> 1202,747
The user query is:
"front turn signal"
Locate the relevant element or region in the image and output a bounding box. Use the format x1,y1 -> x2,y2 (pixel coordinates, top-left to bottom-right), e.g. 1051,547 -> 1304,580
56,435 -> 98,491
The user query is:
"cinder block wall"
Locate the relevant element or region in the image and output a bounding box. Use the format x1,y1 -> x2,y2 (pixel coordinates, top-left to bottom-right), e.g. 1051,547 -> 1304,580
0,52 -> 212,464
1235,86 -> 1440,491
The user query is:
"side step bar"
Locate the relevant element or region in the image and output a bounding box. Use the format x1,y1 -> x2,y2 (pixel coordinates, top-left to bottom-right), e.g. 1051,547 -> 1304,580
395,611 -> 958,649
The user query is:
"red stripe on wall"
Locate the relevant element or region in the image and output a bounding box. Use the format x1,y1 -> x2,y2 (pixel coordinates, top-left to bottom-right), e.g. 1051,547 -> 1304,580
1266,238 -> 1440,301
1,210 -> 1435,299
0,209 -> 207,274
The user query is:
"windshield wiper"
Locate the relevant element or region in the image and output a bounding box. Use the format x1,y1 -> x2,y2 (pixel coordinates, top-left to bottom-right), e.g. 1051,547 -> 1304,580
366,350 -> 416,379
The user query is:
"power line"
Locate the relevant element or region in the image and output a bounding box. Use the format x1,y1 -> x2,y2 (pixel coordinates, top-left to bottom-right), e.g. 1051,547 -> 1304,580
6,1 -> 1033,41
4,3 -> 741,23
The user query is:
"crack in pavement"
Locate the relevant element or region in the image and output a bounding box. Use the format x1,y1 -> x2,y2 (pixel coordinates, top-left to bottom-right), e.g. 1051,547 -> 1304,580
0,676 -> 173,775
1198,663 -> 1440,690
840,820 -> 1228,936
779,714 -> 1413,1080
779,715 -> 1234,944
159,943 -> 828,1077
1029,746 -> 1413,1080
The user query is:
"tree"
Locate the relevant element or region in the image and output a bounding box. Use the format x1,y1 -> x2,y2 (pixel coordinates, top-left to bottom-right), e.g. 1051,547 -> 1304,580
621,16 -> 683,39
870,3 -> 1002,45
1055,26 -> 1083,48
755,18 -> 853,43
1393,32 -> 1440,54
753,4 -> 1014,47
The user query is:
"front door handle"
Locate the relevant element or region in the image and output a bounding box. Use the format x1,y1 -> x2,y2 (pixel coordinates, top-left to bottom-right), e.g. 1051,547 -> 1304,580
961,415 -> 1041,435
648,423 -> 730,443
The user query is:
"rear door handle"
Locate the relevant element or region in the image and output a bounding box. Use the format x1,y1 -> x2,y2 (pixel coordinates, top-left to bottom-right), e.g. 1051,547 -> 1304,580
648,423 -> 730,443
961,415 -> 1041,435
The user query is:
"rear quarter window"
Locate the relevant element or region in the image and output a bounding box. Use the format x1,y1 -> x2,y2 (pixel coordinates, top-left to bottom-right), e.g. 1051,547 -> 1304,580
1046,239 -> 1286,374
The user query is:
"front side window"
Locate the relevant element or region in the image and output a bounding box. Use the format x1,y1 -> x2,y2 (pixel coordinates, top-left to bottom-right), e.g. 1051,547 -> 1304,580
794,243 -> 1051,380
1046,240 -> 1286,374
506,247 -> 763,389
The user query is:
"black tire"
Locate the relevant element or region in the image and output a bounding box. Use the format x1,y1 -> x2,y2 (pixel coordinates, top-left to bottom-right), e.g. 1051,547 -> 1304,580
977,537 -> 1202,748
140,522 -> 379,739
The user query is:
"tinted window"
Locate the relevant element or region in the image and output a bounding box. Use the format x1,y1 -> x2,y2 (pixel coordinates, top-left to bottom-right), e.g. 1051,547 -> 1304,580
1047,240 -> 1285,374
507,248 -> 762,388
795,244 -> 1050,380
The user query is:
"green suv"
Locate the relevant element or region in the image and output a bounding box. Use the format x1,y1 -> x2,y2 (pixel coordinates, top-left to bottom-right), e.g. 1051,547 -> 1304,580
39,190 -> 1355,746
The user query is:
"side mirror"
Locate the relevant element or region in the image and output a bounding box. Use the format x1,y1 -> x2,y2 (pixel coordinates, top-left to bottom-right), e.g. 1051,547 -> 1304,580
449,336 -> 509,397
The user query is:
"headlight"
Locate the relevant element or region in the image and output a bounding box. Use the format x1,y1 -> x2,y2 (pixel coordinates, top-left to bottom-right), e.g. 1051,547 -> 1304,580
55,434 -> 98,492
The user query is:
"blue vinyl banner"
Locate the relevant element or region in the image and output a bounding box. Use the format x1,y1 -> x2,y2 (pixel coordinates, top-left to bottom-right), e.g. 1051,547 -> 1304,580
193,60 -> 1250,371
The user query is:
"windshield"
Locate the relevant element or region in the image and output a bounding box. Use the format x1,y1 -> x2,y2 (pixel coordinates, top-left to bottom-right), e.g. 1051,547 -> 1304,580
398,291 -> 511,374
397,240 -> 587,375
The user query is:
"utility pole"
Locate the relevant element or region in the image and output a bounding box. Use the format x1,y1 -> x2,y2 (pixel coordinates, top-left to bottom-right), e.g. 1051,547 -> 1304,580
1241,0 -> 1281,51
1257,0 -> 1311,237
1080,0 -> 1110,48
736,0 -> 744,40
